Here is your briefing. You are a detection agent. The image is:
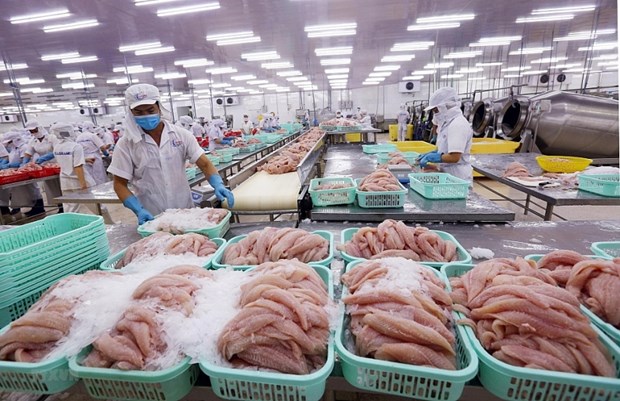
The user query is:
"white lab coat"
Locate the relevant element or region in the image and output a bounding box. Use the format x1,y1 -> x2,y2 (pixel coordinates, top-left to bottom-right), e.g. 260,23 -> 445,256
240,121 -> 254,135
5,144 -> 42,208
435,108 -> 473,182
191,124 -> 205,139
98,131 -> 115,147
108,121 -> 204,216
359,115 -> 372,127
77,132 -> 107,185
54,139 -> 99,214
25,134 -> 62,204
397,110 -> 410,141
207,125 -> 225,151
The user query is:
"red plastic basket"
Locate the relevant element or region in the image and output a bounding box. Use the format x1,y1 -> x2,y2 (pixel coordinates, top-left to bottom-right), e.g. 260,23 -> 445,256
0,172 -> 30,185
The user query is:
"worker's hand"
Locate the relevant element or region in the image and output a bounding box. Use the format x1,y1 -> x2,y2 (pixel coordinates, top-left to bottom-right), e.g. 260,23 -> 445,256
85,157 -> 95,165
35,152 -> 54,165
221,137 -> 234,145
208,174 -> 235,208
0,162 -> 8,170
417,150 -> 439,167
122,195 -> 154,225
7,161 -> 21,168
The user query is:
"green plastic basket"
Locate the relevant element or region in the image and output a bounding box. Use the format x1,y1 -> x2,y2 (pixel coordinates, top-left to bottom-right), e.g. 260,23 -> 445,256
579,174 -> 620,197
355,179 -> 408,208
257,134 -> 281,144
309,177 -> 356,206
218,147 -> 240,156
376,152 -> 420,165
212,230 -> 334,270
199,264 -> 334,401
591,241 -> 620,258
185,167 -> 197,181
211,152 -> 233,163
409,173 -> 470,200
362,144 -> 398,154
69,348 -> 198,401
335,260 -> 478,400
206,154 -> 221,166
238,143 -> 257,153
99,238 -> 227,271
0,325 -> 79,394
137,210 -> 231,239
441,263 -> 620,401
339,227 -> 472,267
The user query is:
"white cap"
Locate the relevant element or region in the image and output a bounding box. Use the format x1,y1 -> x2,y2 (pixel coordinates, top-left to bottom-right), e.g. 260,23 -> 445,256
82,121 -> 95,132
361,109 -> 367,115
50,123 -> 75,140
125,83 -> 160,109
1,131 -> 21,144
25,120 -> 39,130
179,115 -> 193,125
425,87 -> 459,111
114,124 -> 123,131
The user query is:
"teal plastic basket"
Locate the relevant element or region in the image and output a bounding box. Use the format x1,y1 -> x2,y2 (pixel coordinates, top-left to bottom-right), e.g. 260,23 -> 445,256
376,151 -> 420,165
309,177 -> 356,206
579,174 -> 620,197
238,143 -> 257,153
0,326 -> 77,394
591,241 -> 620,258
69,348 -> 198,401
335,260 -> 478,400
362,144 -> 397,154
409,173 -> 470,200
218,147 -> 240,156
441,263 -> 620,401
212,152 -> 233,163
99,238 -> 227,271
206,154 -> 220,166
212,230 -> 334,270
185,167 -> 197,181
137,210 -> 231,239
355,178 -> 408,208
199,264 -> 334,401
339,227 -> 471,267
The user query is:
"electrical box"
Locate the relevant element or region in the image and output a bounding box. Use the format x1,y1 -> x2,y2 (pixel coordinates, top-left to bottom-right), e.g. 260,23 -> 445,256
399,81 -> 421,93
1,114 -> 19,123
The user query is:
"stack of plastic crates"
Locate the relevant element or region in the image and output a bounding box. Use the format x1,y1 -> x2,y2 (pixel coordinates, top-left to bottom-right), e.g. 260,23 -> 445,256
0,213 -> 110,327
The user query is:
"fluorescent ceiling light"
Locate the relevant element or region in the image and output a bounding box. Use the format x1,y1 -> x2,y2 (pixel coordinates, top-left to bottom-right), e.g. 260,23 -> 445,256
516,14 -> 574,23
207,31 -> 253,41
105,97 -> 124,101
211,83 -> 231,88
61,55 -> 98,64
480,35 -> 522,42
119,41 -> 161,52
174,58 -> 214,67
413,69 -> 437,75
286,76 -> 308,82
591,54 -> 618,60
157,2 -> 220,16
381,55 -> 415,62
509,47 -> 553,55
402,75 -> 424,80
416,13 -> 475,23
247,80 -> 269,85
107,77 -> 131,84
391,41 -> 434,51
320,58 -> 351,66
456,67 -> 484,73
502,65 -> 532,71
441,74 -> 464,79
43,19 -> 99,32
61,83 -> 95,89
3,78 -> 45,85
135,0 -> 185,6
368,72 -> 391,77
520,70 -> 548,75
551,63 -> 581,69
307,30 -> 356,38
327,74 -> 349,79
261,62 -> 294,69
324,68 -> 349,74
407,22 -> 460,31
365,78 -> 385,83
11,9 -> 70,24
424,62 -> 454,69
56,72 -> 97,79
530,56 -> 568,64
532,5 -> 595,14
0,63 -> 28,71
241,51 -> 280,61
598,61 -> 619,67
469,41 -> 511,47
113,65 -> 153,73
374,65 -> 400,71
216,36 -> 261,46
562,68 -> 592,73
259,84 -> 278,89
468,76 -> 487,81
193,89 -> 212,93
578,42 -> 618,51
304,23 -> 357,32
444,50 -> 482,59
20,87 -> 54,93
605,66 -> 618,70
277,70 -> 302,77
275,88 -> 290,92
315,46 -> 353,56
41,52 -> 79,61
362,81 -> 380,85
329,79 -> 348,84
476,62 -> 503,67
154,72 -> 186,79
503,74 -> 521,78
230,74 -> 256,81
135,46 -> 175,55
205,67 -> 238,74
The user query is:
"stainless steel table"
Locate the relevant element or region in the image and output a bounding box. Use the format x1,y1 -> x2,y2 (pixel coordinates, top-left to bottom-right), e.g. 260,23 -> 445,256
324,127 -> 381,144
0,174 -> 61,224
311,144 -> 515,223
471,153 -> 620,220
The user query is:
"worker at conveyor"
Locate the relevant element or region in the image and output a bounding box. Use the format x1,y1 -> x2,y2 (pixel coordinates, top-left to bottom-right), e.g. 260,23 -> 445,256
77,121 -> 110,185
207,119 -> 233,151
359,110 -> 372,127
418,87 -> 473,182
396,104 -> 410,142
240,115 -> 254,136
108,84 -> 234,224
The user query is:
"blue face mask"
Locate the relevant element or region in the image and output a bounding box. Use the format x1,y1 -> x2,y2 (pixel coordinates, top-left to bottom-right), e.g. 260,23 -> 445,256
134,114 -> 161,131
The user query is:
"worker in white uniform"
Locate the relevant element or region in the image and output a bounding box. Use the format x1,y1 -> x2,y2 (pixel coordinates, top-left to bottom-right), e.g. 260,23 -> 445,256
240,114 -> 254,136
207,119 -> 233,151
335,110 -> 343,120
95,127 -> 115,149
23,120 -> 63,211
50,122 -> 100,215
0,142 -> 10,219
418,87 -> 473,182
191,120 -> 206,141
77,121 -> 109,185
355,107 -> 362,120
108,84 -> 234,224
359,110 -> 372,127
177,115 -> 193,131
260,115 -> 273,132
396,104 -> 410,142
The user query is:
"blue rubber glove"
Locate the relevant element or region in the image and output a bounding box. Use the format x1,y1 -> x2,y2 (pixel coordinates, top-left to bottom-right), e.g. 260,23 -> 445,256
418,151 -> 442,167
122,195 -> 154,225
20,156 -> 31,166
208,174 -> 235,207
221,137 -> 233,145
0,161 -> 8,170
8,161 -> 21,168
35,152 -> 54,164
